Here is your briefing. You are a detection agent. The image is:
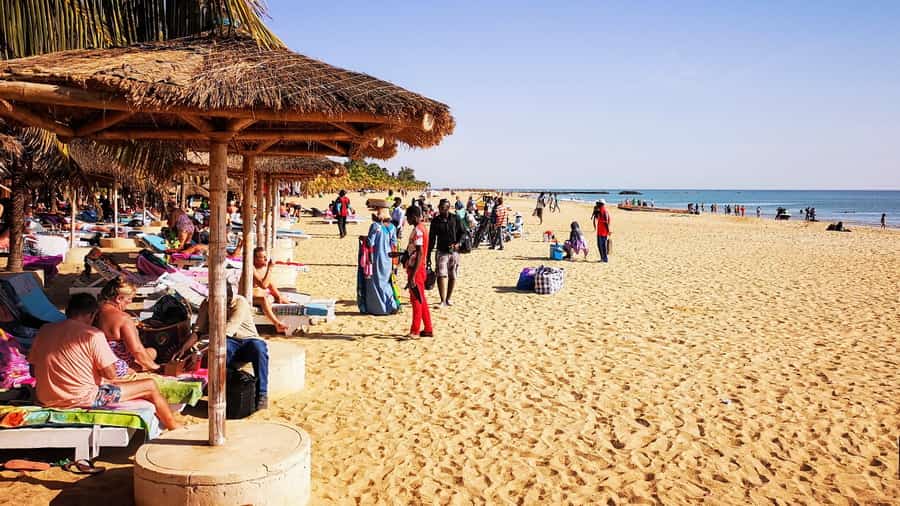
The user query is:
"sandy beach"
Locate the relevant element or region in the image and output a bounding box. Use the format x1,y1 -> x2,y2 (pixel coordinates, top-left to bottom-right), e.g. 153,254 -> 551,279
3,193 -> 899,504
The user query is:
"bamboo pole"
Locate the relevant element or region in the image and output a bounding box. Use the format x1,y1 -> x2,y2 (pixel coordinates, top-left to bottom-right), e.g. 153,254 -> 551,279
255,173 -> 264,250
207,141 -> 229,447
180,175 -> 187,210
268,175 -> 277,251
240,156 -> 256,298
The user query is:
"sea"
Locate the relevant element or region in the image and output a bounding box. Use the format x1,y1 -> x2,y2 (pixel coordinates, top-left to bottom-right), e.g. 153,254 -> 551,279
499,190 -> 899,228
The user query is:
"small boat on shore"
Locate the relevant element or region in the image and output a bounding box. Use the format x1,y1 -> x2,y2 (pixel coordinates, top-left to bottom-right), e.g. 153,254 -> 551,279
617,204 -> 690,214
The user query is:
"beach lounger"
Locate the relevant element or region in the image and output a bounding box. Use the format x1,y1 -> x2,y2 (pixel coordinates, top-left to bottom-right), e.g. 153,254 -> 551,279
1,273 -> 65,323
0,400 -> 160,460
69,257 -> 160,297
138,233 -> 169,253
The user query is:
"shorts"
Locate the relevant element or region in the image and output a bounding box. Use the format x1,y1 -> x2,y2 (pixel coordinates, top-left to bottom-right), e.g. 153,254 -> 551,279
92,384 -> 122,408
436,251 -> 460,279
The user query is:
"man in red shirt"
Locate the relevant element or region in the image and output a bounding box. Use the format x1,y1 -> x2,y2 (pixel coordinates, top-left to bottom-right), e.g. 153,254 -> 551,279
334,190 -> 351,238
490,197 -> 508,250
592,199 -> 611,262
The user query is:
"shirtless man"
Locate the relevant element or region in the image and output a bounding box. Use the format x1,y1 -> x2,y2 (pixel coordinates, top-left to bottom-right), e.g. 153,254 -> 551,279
252,247 -> 288,333
95,277 -> 160,372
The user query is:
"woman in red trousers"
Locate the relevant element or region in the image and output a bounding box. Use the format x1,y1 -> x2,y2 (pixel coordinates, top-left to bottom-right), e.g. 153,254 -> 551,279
402,206 -> 433,337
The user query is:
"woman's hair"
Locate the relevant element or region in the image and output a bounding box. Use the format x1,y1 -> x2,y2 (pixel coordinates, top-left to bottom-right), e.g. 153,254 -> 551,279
571,221 -> 581,232
99,276 -> 137,302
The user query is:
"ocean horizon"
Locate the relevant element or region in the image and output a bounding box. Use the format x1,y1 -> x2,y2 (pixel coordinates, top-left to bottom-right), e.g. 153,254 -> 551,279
489,189 -> 900,227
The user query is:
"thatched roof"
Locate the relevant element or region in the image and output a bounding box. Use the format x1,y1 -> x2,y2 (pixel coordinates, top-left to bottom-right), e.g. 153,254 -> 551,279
180,152 -> 346,180
0,34 -> 454,160
68,141 -> 182,189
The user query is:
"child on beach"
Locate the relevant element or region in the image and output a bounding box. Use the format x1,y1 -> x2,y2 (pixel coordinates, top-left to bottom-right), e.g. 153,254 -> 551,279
563,222 -> 588,260
402,206 -> 433,337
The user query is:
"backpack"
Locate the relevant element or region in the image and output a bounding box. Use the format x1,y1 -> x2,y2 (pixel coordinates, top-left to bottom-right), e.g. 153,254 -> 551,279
334,198 -> 343,215
148,294 -> 191,326
226,369 -> 257,419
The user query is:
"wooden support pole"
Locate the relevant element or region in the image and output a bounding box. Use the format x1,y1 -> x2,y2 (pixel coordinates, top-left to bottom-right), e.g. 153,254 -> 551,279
69,189 -> 77,248
207,141 -> 229,447
255,173 -> 264,250
6,171 -> 25,272
273,178 -> 281,252
89,129 -> 350,142
240,156 -> 256,298
180,175 -> 187,209
112,180 -> 119,238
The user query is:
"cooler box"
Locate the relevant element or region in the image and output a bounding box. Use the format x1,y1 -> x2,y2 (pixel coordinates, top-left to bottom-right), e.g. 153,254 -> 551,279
303,303 -> 331,317
549,243 -> 564,260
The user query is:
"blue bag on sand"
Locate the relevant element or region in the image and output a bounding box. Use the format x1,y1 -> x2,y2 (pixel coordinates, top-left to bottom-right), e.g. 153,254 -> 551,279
516,267 -> 537,291
549,243 -> 565,260
303,303 -> 330,317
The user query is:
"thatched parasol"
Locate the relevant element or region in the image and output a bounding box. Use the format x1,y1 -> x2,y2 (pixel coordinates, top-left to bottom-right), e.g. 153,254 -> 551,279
0,33 -> 454,448
0,34 -> 453,159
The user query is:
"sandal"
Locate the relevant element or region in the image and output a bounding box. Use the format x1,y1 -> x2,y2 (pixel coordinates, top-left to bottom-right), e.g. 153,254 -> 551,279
62,459 -> 106,475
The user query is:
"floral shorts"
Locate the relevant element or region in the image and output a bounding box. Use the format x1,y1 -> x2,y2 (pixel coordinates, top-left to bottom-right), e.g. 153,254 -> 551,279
92,384 -> 122,408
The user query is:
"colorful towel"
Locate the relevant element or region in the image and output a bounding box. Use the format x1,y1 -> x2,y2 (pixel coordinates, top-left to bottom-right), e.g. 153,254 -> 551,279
150,376 -> 204,407
0,400 -> 159,439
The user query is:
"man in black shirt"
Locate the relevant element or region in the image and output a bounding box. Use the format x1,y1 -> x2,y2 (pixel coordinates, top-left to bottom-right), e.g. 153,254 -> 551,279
428,199 -> 465,307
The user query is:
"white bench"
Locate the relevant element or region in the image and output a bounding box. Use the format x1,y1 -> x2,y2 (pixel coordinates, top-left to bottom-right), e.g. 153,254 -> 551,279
0,425 -> 138,461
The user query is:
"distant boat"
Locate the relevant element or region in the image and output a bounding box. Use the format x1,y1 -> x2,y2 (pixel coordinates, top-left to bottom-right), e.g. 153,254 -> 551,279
619,190 -> 642,195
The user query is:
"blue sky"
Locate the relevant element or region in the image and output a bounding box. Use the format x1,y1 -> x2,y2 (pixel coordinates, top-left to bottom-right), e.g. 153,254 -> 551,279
265,1 -> 900,189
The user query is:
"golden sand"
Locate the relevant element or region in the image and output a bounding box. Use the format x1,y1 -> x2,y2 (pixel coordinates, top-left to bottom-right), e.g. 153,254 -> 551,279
3,194 -> 898,504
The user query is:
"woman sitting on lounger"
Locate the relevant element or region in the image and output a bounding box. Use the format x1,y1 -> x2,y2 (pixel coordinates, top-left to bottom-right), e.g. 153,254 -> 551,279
94,277 -> 160,372
252,247 -> 289,334
166,202 -> 195,252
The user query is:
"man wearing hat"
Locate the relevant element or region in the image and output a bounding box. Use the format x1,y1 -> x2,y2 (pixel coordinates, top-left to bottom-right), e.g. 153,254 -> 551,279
592,199 -> 611,263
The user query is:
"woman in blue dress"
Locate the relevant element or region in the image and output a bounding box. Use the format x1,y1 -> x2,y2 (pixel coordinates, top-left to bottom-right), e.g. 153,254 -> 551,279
357,206 -> 400,315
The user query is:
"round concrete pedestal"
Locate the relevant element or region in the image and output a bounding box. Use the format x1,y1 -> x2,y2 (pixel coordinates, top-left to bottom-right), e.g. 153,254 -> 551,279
264,342 -> 305,399
100,237 -> 137,249
134,421 -> 310,506
63,247 -> 92,266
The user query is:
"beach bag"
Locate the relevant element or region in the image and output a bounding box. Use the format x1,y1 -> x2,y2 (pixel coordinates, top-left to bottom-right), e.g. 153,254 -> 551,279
226,369 -> 257,419
549,243 -> 565,261
534,266 -> 565,295
425,266 -> 437,290
516,267 -> 537,291
458,231 -> 472,254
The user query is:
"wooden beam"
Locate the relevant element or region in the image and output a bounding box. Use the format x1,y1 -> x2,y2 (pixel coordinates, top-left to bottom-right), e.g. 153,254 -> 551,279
207,141 -> 229,447
317,140 -> 346,154
329,122 -> 361,136
73,110 -> 132,136
237,131 -> 350,142
254,149 -> 334,158
251,139 -> 279,154
0,99 -> 73,137
179,114 -> 215,133
228,118 -> 257,132
0,82 -> 396,124
90,129 -> 349,142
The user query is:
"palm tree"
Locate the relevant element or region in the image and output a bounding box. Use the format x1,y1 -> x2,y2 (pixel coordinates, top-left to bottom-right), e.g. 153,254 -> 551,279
0,0 -> 281,271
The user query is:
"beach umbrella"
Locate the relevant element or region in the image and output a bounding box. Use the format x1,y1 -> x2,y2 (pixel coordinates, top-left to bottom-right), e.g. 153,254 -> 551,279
0,32 -> 453,446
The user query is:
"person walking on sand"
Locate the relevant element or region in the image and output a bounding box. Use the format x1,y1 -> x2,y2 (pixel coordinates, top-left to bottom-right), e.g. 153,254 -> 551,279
400,206 -> 432,337
882,213 -> 887,229
334,190 -> 351,238
592,199 -> 611,263
391,197 -> 405,240
533,192 -> 546,225
756,206 -> 761,218
428,199 -> 465,307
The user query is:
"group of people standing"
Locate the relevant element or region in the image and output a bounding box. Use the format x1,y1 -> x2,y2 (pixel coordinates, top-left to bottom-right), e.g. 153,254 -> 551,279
532,192 -> 561,225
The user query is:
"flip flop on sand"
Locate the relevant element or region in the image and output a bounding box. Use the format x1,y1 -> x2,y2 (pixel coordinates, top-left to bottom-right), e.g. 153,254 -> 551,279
2,459 -> 51,471
62,459 -> 106,475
